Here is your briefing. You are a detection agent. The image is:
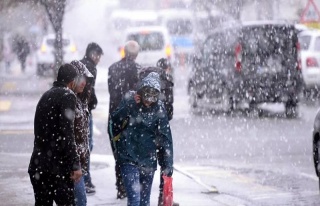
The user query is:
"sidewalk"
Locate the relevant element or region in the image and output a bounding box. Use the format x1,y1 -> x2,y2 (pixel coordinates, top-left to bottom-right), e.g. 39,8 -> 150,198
88,154 -> 219,206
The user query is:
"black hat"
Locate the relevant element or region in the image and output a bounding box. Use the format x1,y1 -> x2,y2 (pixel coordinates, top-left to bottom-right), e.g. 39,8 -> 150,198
85,42 -> 103,56
156,58 -> 171,70
57,63 -> 78,83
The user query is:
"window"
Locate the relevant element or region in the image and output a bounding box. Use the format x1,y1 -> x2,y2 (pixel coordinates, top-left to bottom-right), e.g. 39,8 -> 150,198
314,37 -> 320,51
298,35 -> 311,50
127,32 -> 164,51
47,39 -> 71,47
166,19 -> 193,35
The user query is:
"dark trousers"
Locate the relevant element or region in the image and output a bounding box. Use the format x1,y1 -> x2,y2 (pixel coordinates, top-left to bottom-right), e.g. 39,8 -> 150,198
84,114 -> 93,185
29,172 -> 75,206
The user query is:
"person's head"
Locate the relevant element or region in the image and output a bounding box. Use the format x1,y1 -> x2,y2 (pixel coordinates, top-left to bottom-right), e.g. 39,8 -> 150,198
137,72 -> 161,107
124,40 -> 140,61
70,60 -> 93,94
156,58 -> 171,73
85,42 -> 103,66
57,63 -> 78,87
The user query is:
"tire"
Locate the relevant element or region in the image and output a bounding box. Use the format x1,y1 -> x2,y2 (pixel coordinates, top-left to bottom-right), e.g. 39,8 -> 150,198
221,89 -> 234,113
36,64 -> 44,76
285,101 -> 298,118
189,88 -> 198,109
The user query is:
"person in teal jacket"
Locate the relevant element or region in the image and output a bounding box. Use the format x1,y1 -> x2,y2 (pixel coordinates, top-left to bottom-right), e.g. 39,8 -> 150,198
110,72 -> 173,206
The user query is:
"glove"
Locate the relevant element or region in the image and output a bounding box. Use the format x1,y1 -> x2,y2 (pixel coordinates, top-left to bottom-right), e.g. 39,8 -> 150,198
162,167 -> 173,177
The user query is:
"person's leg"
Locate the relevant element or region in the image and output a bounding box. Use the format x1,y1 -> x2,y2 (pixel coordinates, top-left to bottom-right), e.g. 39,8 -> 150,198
140,168 -> 155,206
85,114 -> 94,188
120,164 -> 140,206
74,176 -> 87,206
29,172 -> 54,206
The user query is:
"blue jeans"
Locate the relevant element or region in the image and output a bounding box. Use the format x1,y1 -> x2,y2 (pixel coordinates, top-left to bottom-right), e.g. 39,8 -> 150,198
120,164 -> 155,206
74,176 -> 86,206
84,114 -> 93,185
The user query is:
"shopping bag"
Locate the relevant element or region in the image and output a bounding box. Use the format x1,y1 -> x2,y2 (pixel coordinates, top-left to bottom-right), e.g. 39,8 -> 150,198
162,175 -> 173,206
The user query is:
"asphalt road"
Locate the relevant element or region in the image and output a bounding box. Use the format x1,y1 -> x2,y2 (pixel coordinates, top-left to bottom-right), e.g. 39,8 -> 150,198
1,61 -> 320,205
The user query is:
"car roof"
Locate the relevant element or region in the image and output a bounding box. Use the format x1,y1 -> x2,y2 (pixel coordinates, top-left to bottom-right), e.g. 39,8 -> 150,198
157,9 -> 192,19
110,9 -> 158,21
125,26 -> 169,34
298,29 -> 320,36
241,20 -> 295,27
43,33 -> 72,39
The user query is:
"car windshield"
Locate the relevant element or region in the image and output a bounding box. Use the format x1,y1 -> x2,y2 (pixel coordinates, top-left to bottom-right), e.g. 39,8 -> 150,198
46,39 -> 71,47
127,32 -> 164,51
166,19 -> 192,35
298,35 -> 311,50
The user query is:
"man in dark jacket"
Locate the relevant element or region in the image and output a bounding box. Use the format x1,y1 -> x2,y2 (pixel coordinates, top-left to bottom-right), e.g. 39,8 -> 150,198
28,63 -> 82,206
80,42 -> 103,194
108,40 -> 141,199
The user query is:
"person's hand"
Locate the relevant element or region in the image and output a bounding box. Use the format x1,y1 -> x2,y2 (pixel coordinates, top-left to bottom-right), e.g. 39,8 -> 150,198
162,167 -> 173,177
134,94 -> 141,104
70,169 -> 82,183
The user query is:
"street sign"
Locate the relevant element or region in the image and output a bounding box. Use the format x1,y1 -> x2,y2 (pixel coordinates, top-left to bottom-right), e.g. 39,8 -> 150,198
300,0 -> 320,23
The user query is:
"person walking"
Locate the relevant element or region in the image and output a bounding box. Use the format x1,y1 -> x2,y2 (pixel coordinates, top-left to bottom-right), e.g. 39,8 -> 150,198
80,42 -> 104,194
28,63 -> 82,206
70,60 -> 94,206
139,58 -> 177,206
12,35 -> 30,72
109,72 -> 174,206
108,40 -> 141,199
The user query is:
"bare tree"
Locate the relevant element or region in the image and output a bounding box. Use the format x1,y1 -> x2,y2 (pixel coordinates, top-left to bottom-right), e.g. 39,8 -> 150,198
39,0 -> 66,77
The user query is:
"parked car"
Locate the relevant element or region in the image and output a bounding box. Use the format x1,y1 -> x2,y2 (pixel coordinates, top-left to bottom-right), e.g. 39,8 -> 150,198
298,30 -> 320,99
313,108 -> 320,187
188,21 -> 303,117
119,26 -> 174,67
35,33 -> 80,76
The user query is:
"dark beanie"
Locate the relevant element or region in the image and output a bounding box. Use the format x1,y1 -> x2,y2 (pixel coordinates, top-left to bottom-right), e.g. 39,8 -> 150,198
85,42 -> 103,56
156,58 -> 171,70
57,63 -> 78,83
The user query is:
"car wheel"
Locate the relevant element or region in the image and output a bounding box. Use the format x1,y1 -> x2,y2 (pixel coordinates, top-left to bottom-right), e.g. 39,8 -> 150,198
189,87 -> 198,109
221,89 -> 234,113
285,101 -> 298,118
37,64 -> 44,76
248,102 -> 263,117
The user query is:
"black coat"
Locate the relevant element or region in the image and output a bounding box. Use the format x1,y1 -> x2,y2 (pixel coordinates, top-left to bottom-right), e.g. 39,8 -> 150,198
28,81 -> 81,176
108,58 -> 140,115
80,57 -> 98,112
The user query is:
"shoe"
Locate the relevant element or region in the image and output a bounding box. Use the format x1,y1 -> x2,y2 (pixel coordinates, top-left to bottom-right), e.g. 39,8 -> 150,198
173,201 -> 180,206
85,181 -> 96,189
116,190 -> 127,199
86,186 -> 96,196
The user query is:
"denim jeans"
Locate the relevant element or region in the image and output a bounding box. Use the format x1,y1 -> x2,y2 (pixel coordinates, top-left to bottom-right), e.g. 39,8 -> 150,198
84,114 -> 93,185
120,164 -> 155,206
74,176 -> 86,206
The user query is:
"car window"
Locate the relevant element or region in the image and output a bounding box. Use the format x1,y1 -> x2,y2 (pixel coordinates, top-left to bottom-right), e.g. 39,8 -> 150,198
298,35 -> 311,50
127,32 -> 164,51
166,19 -> 192,35
314,37 -> 320,52
242,25 -> 296,57
46,39 -> 71,47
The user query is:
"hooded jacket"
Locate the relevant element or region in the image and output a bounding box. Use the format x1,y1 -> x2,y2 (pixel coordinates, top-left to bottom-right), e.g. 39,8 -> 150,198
28,81 -> 80,176
110,72 -> 173,171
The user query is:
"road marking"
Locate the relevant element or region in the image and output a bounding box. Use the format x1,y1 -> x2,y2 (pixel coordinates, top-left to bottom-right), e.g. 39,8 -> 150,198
0,101 -> 12,111
1,82 -> 16,91
0,130 -> 33,135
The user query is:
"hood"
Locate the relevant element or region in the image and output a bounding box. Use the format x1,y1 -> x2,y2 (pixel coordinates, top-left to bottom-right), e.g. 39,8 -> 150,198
137,72 -> 161,92
70,60 -> 93,78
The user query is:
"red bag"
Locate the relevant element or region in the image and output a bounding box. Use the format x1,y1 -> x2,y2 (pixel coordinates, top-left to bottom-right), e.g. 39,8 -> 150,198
162,175 -> 173,206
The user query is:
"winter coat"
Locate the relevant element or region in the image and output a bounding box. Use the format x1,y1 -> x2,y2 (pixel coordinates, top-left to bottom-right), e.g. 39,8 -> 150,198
110,73 -> 173,171
74,96 -> 90,174
108,57 -> 140,115
28,81 -> 80,176
80,57 -> 97,112
139,67 -> 174,120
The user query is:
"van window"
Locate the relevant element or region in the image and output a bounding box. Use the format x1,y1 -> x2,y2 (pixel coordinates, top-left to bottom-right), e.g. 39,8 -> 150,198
314,37 -> 320,51
166,19 -> 192,35
127,32 -> 164,51
46,39 -> 70,47
298,35 -> 311,50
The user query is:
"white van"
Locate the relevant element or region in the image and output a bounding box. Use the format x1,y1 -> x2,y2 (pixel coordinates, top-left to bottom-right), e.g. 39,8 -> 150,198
120,26 -> 174,67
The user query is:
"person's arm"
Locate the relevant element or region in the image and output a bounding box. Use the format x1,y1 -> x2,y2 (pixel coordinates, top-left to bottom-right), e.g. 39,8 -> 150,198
157,106 -> 174,176
59,93 -> 81,173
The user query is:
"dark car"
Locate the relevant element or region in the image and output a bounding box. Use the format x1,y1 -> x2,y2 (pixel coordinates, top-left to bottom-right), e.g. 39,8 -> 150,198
313,109 -> 320,188
188,21 -> 303,117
